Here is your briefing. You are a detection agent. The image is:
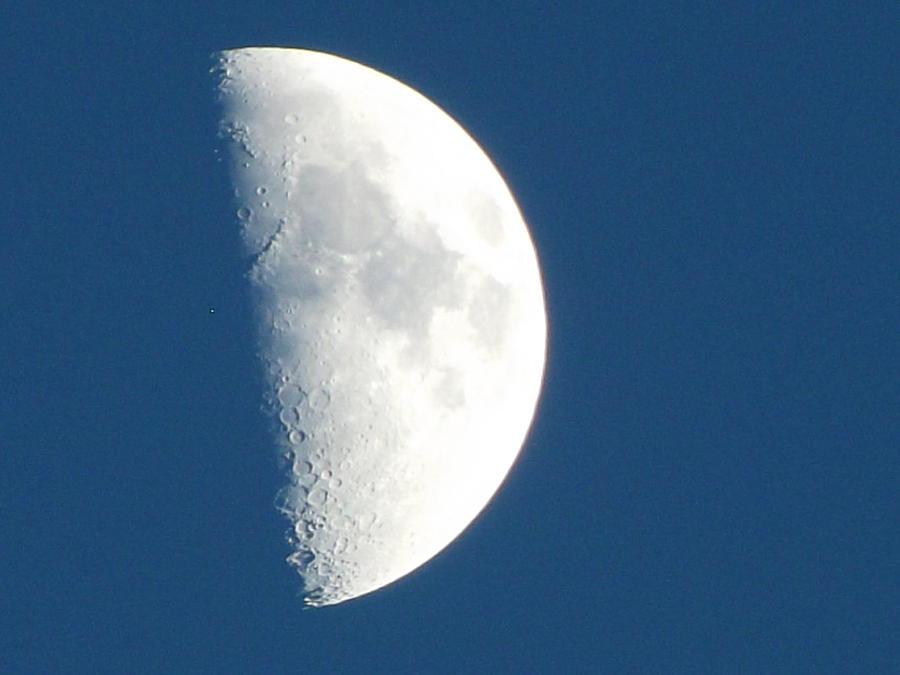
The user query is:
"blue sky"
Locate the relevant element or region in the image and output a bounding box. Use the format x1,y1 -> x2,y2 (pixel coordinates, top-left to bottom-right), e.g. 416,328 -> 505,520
2,3 -> 897,672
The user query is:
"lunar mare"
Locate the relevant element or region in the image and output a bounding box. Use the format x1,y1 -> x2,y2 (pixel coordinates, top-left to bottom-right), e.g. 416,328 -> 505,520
215,47 -> 546,606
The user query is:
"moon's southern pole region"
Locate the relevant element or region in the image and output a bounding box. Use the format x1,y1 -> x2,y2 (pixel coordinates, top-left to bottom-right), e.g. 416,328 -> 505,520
215,47 -> 547,606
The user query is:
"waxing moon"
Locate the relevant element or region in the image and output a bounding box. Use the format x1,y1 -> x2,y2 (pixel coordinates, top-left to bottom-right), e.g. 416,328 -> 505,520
215,47 -> 546,606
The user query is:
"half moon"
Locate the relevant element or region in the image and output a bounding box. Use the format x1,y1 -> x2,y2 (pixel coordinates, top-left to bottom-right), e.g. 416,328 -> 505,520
215,47 -> 546,606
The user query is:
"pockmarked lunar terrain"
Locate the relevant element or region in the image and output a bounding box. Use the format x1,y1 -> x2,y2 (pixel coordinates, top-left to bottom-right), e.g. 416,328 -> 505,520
214,47 -> 546,606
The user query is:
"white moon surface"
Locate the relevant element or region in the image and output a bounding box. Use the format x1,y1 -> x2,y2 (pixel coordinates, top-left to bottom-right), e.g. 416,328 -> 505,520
215,47 -> 547,606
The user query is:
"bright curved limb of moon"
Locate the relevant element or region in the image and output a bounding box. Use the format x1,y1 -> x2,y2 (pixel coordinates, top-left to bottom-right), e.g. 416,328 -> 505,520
214,47 -> 547,606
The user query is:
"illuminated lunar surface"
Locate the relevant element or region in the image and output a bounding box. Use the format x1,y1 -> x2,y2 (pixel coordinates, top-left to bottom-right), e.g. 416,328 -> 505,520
215,47 -> 546,606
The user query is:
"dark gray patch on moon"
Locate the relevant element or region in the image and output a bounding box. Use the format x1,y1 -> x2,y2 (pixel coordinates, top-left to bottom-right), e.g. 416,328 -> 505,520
361,225 -> 463,338
291,163 -> 393,254
467,275 -> 512,354
432,368 -> 466,409
466,189 -> 505,246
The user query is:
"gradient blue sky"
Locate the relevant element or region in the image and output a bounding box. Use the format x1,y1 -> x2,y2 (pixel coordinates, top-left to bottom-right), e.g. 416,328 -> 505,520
3,3 -> 897,672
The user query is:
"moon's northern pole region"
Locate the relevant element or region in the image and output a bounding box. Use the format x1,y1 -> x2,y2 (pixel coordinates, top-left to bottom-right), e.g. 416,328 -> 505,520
214,47 -> 547,606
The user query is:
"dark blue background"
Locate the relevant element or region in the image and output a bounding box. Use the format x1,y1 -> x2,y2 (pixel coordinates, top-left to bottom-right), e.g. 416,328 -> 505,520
3,3 -> 897,672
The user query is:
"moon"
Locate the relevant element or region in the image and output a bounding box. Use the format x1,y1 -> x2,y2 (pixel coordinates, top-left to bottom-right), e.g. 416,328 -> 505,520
215,47 -> 547,606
